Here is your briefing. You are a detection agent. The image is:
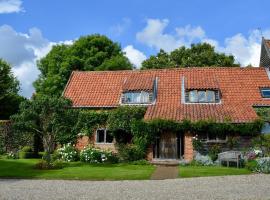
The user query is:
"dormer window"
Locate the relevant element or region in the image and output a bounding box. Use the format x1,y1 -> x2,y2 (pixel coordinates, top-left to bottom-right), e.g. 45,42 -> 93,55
261,88 -> 270,98
186,90 -> 220,103
122,91 -> 153,104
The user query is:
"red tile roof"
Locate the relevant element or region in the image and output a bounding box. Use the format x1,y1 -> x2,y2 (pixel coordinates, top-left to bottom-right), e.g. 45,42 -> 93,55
63,67 -> 270,122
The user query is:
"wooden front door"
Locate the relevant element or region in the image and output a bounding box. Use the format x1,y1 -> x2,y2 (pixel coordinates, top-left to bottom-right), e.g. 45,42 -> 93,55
153,132 -> 184,159
159,132 -> 177,159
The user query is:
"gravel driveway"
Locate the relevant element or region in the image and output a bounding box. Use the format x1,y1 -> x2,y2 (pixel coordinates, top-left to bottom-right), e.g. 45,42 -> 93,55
0,174 -> 269,200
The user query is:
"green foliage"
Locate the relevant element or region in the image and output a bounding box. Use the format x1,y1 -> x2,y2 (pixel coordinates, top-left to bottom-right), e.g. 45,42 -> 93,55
80,146 -> 119,164
0,59 -> 25,119
117,144 -> 145,162
227,136 -> 239,150
75,110 -> 109,136
21,146 -> 32,152
57,143 -> 79,162
35,160 -> 64,170
254,107 -> 270,121
34,34 -> 132,96
252,134 -> 270,156
19,152 -> 35,159
142,43 -> 240,69
192,138 -> 204,152
245,160 -> 258,171
11,95 -> 77,155
208,144 -> 221,161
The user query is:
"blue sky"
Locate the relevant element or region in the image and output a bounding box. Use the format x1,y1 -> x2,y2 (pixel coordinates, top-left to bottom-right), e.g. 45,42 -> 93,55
1,0 -> 270,97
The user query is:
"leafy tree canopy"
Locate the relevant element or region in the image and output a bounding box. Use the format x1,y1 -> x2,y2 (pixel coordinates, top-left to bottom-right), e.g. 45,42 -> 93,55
141,43 -> 240,69
11,95 -> 78,155
0,59 -> 25,119
34,34 -> 133,96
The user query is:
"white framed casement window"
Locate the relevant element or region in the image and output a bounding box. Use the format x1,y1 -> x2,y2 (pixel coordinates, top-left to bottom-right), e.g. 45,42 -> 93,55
186,90 -> 220,103
96,129 -> 114,144
197,133 -> 227,143
260,88 -> 270,98
122,91 -> 152,104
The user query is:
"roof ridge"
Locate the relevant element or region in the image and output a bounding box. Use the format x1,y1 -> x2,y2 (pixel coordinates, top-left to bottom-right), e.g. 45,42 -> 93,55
71,66 -> 263,74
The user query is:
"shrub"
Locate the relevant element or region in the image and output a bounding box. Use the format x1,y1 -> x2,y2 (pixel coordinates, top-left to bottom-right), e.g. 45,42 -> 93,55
256,157 -> 270,174
208,144 -> 221,161
192,137 -> 204,153
130,159 -> 150,165
117,144 -> 145,161
245,160 -> 258,171
19,152 -> 35,159
80,146 -> 118,164
227,136 -> 239,150
193,153 -> 213,166
57,143 -> 79,162
21,146 -> 32,152
6,152 -> 18,159
35,160 -> 65,170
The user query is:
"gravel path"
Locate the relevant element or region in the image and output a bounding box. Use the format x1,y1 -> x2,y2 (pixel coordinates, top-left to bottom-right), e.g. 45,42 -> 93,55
0,174 -> 270,200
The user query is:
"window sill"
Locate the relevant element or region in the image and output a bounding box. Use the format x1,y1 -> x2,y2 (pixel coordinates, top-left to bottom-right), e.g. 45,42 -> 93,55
95,142 -> 114,145
205,140 -> 227,143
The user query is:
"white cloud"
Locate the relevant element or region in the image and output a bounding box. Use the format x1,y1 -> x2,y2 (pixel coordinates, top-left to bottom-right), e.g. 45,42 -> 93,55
0,25 -> 73,98
0,0 -> 23,14
110,18 -> 131,36
123,45 -> 146,68
136,19 -> 205,52
137,18 -> 270,67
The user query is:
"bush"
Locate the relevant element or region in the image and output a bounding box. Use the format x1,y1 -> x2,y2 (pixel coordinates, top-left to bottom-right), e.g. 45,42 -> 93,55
192,137 -> 204,153
21,146 -> 32,152
35,160 -> 65,170
193,153 -> 213,166
245,160 -> 258,171
129,159 -> 150,165
6,152 -> 18,159
256,157 -> 270,174
117,144 -> 145,161
208,144 -> 221,161
57,143 -> 79,162
80,146 -> 118,164
19,152 -> 35,159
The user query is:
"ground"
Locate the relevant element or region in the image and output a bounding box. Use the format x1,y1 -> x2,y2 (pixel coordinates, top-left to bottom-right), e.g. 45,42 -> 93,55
0,174 -> 269,200
0,159 -> 155,180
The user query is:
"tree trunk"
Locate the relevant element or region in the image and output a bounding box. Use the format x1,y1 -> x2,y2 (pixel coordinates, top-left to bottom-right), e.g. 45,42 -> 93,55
43,132 -> 55,154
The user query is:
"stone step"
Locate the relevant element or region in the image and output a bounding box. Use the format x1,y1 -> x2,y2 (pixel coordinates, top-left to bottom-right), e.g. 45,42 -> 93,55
150,159 -> 179,166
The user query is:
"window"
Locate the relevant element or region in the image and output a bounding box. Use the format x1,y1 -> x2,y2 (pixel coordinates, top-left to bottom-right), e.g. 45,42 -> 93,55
122,91 -> 152,104
96,129 -> 113,143
261,88 -> 270,98
207,133 -> 227,142
186,90 -> 219,103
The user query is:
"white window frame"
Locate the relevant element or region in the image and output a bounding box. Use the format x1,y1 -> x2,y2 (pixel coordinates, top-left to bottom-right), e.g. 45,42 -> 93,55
95,128 -> 113,144
121,91 -> 152,105
186,89 -> 220,104
261,88 -> 270,98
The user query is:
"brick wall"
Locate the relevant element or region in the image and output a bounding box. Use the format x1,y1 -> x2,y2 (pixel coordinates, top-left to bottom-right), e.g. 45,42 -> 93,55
184,132 -> 194,161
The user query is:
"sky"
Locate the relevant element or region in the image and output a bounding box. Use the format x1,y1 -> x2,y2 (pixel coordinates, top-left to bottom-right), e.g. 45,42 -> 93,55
1,0 -> 270,98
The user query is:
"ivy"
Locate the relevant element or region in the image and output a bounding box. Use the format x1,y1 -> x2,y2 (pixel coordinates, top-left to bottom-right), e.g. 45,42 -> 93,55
75,110 -> 109,136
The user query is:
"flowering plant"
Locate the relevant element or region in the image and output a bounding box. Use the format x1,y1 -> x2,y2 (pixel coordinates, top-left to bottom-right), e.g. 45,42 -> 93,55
256,157 -> 270,174
57,143 -> 78,162
80,146 -> 118,163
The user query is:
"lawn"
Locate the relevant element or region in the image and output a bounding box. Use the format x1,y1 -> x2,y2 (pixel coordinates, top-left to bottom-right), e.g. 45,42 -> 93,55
0,159 -> 155,180
179,166 -> 252,178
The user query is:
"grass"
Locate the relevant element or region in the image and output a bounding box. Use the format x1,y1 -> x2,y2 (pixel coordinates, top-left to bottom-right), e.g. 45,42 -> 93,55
0,158 -> 155,180
179,165 -> 252,178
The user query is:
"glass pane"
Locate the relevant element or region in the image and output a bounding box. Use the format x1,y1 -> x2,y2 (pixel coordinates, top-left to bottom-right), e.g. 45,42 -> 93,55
96,129 -> 105,143
189,90 -> 198,102
132,92 -> 141,103
106,131 -> 114,143
124,93 -> 132,103
262,89 -> 270,98
140,91 -> 150,103
198,91 -> 206,102
208,133 -> 216,141
207,90 -> 215,102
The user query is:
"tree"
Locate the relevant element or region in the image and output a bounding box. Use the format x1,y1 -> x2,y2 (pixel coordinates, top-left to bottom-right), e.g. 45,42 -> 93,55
0,59 -> 25,119
141,43 -> 240,69
34,34 -> 132,96
11,96 -> 78,158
